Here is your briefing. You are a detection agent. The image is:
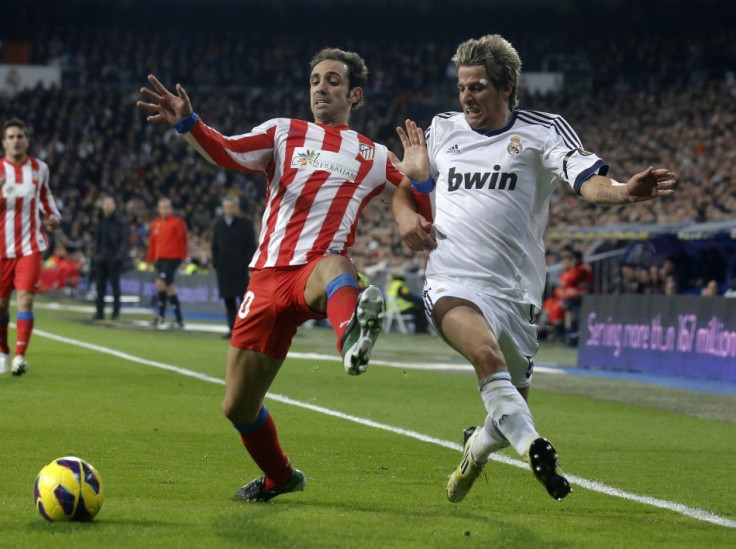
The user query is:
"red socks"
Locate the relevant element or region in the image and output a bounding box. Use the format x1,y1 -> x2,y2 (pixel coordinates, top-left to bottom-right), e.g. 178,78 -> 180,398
326,285 -> 360,350
236,408 -> 292,491
15,311 -> 34,356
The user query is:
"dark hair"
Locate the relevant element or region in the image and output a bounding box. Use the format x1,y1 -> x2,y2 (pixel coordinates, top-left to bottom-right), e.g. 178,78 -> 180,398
309,48 -> 368,110
3,117 -> 27,138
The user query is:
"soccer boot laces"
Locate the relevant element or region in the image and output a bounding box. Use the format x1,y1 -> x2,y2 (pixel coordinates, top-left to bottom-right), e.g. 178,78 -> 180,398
340,285 -> 385,375
528,438 -> 572,501
446,426 -> 486,503
234,469 -> 306,502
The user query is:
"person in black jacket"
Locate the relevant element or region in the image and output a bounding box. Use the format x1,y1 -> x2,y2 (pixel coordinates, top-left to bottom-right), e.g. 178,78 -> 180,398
212,195 -> 256,337
93,196 -> 129,320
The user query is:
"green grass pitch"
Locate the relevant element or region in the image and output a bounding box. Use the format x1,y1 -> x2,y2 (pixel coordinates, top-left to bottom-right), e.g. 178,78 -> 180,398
0,304 -> 734,548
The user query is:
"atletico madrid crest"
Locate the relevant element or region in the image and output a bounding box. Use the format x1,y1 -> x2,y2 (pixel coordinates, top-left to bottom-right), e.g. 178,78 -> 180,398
358,143 -> 375,161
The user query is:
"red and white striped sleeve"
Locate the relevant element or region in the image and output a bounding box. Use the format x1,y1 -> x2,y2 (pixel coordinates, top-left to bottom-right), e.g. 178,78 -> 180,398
37,161 -> 60,220
186,117 -> 278,173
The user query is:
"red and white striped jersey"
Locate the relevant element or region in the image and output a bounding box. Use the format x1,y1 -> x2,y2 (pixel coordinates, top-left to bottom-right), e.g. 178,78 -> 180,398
188,117 -> 404,269
0,156 -> 60,259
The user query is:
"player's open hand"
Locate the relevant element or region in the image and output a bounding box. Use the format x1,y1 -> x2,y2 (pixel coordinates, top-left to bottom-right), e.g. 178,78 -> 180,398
137,75 -> 194,125
624,166 -> 677,202
391,119 -> 430,181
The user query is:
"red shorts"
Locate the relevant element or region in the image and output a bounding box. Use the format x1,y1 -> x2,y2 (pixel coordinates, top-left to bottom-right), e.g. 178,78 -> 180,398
230,259 -> 326,360
0,253 -> 43,298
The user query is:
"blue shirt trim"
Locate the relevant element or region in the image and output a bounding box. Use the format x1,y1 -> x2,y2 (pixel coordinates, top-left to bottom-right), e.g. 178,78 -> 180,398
574,160 -> 609,194
472,110 -> 518,137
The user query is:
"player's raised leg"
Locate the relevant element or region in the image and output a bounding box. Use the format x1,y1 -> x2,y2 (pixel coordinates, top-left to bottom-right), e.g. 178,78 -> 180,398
304,255 -> 385,375
223,346 -> 305,502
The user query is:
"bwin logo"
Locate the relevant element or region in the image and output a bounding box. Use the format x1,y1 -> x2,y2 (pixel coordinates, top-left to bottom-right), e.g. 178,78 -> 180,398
447,166 -> 517,192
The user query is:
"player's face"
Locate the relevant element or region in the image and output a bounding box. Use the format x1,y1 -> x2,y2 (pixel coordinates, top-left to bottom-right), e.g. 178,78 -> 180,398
158,200 -> 172,218
457,65 -> 512,131
309,60 -> 362,125
2,126 -> 29,162
222,200 -> 238,218
102,197 -> 116,216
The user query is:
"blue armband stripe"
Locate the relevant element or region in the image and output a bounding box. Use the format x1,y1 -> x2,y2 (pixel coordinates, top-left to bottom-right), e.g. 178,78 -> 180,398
175,113 -> 199,134
410,176 -> 435,194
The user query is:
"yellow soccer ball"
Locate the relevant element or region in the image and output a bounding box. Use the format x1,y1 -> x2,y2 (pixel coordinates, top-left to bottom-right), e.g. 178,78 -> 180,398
34,456 -> 105,521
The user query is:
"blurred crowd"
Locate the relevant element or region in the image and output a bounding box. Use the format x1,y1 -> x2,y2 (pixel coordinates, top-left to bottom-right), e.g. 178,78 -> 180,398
1,0 -> 735,294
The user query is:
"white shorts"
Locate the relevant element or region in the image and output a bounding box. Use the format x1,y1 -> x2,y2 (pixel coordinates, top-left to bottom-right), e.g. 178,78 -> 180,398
423,276 -> 539,388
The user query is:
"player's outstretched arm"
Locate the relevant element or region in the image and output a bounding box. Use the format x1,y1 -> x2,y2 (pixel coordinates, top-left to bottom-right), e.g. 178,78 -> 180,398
579,167 -> 676,204
389,119 -> 430,182
137,74 -> 193,125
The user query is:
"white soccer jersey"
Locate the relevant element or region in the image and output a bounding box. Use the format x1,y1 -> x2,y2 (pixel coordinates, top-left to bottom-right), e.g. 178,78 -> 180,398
188,117 -> 402,269
0,156 -> 60,258
424,110 -> 608,309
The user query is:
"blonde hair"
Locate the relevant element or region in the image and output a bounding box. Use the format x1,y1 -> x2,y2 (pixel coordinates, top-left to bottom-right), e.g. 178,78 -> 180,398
452,35 -> 522,108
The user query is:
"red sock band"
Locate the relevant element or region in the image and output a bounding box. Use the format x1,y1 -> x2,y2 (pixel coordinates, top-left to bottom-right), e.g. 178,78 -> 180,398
327,285 -> 360,350
239,413 -> 292,491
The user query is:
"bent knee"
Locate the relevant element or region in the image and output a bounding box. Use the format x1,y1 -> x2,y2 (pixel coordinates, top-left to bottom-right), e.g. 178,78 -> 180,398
221,396 -> 261,424
221,399 -> 236,421
470,341 -> 506,371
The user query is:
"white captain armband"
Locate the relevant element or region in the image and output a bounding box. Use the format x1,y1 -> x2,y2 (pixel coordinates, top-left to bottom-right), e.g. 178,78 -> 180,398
410,176 -> 435,194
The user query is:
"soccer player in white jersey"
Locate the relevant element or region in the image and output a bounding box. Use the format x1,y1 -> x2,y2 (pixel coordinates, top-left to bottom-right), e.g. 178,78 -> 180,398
138,48 -> 406,502
0,119 -> 61,376
391,35 -> 676,502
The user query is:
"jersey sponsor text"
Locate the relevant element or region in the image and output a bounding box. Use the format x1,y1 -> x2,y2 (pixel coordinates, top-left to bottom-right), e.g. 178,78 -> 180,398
447,166 -> 517,192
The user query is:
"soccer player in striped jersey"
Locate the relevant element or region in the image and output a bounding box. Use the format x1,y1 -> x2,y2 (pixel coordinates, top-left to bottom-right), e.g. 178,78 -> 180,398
0,118 -> 61,376
138,49 -> 402,502
391,35 -> 676,502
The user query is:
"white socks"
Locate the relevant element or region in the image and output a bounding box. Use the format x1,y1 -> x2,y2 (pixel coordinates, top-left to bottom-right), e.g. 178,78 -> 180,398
471,371 -> 539,462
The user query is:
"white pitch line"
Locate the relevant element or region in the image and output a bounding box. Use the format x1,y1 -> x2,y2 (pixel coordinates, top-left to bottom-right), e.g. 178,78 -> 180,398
287,351 -> 565,375
30,327 -> 736,529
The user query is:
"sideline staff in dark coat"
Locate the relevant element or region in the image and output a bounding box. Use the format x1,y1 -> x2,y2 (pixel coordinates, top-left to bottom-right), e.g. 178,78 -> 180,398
93,196 -> 129,320
212,196 -> 256,336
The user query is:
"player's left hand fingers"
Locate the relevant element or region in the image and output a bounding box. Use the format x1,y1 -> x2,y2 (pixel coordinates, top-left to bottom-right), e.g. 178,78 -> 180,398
136,100 -> 159,112
139,87 -> 163,104
147,74 -> 172,97
406,120 -> 424,146
648,167 -> 673,177
396,126 -> 411,149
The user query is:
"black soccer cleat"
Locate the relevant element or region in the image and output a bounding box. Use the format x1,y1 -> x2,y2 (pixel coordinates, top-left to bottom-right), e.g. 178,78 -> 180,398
528,438 -> 572,501
234,469 -> 306,502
